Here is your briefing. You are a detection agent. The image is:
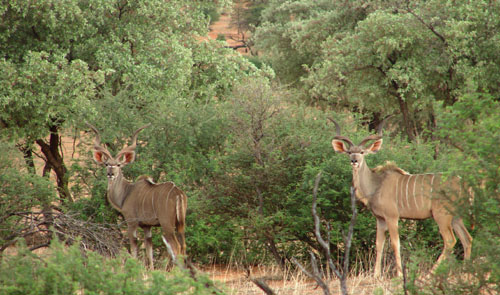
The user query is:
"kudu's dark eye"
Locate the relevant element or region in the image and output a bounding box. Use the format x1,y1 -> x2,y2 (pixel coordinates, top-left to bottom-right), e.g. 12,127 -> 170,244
360,151 -> 364,154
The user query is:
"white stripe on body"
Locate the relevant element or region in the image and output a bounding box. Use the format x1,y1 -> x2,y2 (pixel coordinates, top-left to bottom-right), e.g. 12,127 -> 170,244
413,175 -> 419,210
430,174 -> 435,197
420,174 -> 425,210
152,192 -> 157,220
400,175 -> 405,211
165,184 -> 176,215
405,175 -> 412,210
142,193 -> 147,219
395,174 -> 399,210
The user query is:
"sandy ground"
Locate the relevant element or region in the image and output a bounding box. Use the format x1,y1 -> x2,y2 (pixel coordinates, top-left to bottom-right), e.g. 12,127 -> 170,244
208,12 -> 250,55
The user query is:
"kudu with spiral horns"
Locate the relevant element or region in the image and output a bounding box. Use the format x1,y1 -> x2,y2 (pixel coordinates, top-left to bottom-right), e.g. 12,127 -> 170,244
330,117 -> 472,277
87,123 -> 187,268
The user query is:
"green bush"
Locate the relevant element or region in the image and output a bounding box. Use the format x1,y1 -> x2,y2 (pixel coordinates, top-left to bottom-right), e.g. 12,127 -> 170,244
0,142 -> 56,250
401,93 -> 500,294
0,240 -> 223,295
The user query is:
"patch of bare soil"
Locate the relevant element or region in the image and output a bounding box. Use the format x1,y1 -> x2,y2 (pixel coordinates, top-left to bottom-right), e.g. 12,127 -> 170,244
208,11 -> 250,55
203,264 -> 396,295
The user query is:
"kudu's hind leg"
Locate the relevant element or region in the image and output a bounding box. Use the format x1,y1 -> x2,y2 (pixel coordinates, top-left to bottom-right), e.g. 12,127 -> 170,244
452,217 -> 472,259
161,226 -> 181,258
434,214 -> 456,266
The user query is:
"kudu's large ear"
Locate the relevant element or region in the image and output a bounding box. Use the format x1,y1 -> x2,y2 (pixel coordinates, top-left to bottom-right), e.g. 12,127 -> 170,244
366,139 -> 383,153
116,150 -> 136,165
93,149 -> 109,165
332,139 -> 349,153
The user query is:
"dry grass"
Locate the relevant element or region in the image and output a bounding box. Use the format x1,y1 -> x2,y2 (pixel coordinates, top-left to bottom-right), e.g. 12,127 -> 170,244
202,264 -> 398,295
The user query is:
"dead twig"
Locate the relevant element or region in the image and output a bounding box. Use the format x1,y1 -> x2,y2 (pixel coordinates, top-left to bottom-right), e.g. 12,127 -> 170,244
292,172 -> 358,295
163,239 -> 224,295
245,268 -> 277,295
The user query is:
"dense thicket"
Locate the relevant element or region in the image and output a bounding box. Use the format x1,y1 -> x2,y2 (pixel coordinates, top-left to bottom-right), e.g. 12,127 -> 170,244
1,0 -> 498,293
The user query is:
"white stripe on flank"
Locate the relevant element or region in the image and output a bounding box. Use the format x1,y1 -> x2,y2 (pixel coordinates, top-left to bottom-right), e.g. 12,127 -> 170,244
420,174 -> 425,209
152,193 -> 157,220
430,174 -> 435,198
141,194 -> 146,218
406,175 -> 412,209
400,176 -> 405,209
413,174 -> 419,210
395,174 -> 400,210
165,184 -> 176,211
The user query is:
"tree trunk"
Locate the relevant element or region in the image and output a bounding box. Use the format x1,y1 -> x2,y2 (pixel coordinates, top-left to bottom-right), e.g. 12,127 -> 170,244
36,125 -> 73,203
429,108 -> 440,160
19,143 -> 36,174
396,96 -> 416,141
266,234 -> 286,270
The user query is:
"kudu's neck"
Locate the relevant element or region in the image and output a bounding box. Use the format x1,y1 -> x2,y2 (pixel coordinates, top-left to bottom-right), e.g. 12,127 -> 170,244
107,172 -> 131,211
352,161 -> 381,206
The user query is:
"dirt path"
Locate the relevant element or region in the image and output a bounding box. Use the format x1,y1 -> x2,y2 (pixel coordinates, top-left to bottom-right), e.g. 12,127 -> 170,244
208,11 -> 249,55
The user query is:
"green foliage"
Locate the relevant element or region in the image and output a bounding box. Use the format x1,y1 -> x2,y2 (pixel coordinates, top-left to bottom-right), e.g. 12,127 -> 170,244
0,239 -> 222,295
1,1 -> 499,293
0,52 -> 98,140
0,142 -> 56,250
254,0 -> 500,140
253,0 -> 369,85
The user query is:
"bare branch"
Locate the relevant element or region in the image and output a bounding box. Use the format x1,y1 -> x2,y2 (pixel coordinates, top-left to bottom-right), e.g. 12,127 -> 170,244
164,238 -> 224,295
0,211 -> 123,257
400,4 -> 447,44
246,268 -> 277,295
311,172 -> 343,279
343,187 -> 358,275
292,255 -> 331,295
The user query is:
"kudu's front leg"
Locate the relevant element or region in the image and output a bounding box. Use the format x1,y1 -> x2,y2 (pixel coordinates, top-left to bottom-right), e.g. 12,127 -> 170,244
386,218 -> 403,277
374,218 -> 388,277
143,225 -> 154,269
127,223 -> 139,259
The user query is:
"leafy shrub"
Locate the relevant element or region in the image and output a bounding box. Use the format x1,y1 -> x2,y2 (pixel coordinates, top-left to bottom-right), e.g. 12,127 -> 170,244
0,142 -> 56,251
0,240 -> 222,295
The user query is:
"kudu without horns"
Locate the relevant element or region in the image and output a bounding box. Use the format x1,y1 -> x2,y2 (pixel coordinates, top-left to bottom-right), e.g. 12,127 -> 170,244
87,123 -> 187,268
330,117 -> 472,277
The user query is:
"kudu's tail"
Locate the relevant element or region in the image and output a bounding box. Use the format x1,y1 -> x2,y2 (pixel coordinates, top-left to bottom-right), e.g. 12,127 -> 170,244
452,217 -> 473,259
468,186 -> 475,230
176,192 -> 187,230
175,192 -> 188,254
